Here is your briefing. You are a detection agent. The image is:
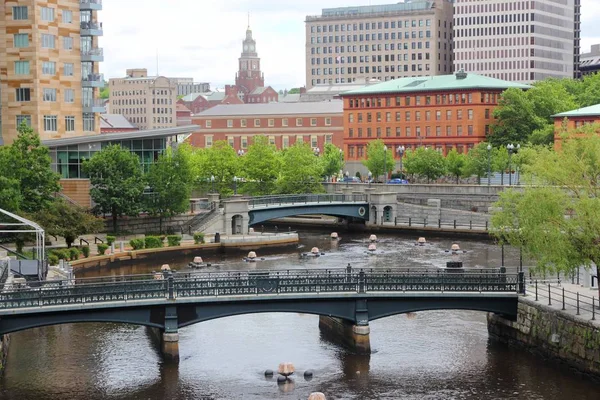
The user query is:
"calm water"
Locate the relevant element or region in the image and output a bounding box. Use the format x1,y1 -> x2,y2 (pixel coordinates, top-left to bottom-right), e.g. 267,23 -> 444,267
1,232 -> 599,400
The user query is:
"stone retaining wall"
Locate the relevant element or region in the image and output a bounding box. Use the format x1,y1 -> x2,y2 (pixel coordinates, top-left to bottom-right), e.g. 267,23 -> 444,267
103,214 -> 203,235
397,202 -> 490,226
488,297 -> 600,378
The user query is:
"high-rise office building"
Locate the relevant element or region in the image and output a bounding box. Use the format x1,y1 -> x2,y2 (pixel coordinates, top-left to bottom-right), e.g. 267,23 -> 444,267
305,0 -> 454,89
0,0 -> 105,145
453,0 -> 580,83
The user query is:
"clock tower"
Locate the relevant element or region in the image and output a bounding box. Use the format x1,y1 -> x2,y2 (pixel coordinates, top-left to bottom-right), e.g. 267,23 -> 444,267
235,25 -> 265,99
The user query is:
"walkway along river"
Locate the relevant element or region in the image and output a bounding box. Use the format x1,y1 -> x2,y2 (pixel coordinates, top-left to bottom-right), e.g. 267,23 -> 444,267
1,232 -> 599,399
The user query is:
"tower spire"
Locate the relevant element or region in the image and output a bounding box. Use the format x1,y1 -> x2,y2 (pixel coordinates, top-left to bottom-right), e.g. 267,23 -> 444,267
247,11 -> 250,29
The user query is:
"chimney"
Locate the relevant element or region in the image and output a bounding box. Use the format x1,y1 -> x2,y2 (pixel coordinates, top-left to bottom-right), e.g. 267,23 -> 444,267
455,69 -> 467,80
225,85 -> 238,96
300,86 -> 307,94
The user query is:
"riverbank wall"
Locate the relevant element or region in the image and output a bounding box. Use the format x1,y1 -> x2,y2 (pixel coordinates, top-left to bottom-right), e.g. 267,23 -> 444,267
488,296 -> 600,379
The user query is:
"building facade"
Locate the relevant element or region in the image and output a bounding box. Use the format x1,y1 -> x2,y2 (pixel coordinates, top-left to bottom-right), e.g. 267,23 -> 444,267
108,68 -> 177,130
178,86 -> 244,114
189,101 -> 343,153
453,0 -> 580,83
100,114 -> 138,133
580,44 -> 600,76
305,0 -> 454,89
173,79 -> 210,97
553,104 -> 600,148
234,26 -> 277,103
341,71 -> 529,173
0,0 -> 104,145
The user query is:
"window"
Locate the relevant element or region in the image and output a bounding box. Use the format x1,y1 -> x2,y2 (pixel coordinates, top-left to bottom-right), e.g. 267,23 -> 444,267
205,135 -> 213,148
282,118 -> 288,127
468,109 -> 473,120
282,136 -> 290,148
269,136 -> 276,145
41,34 -> 55,49
83,113 -> 94,131
296,118 -> 303,126
16,88 -> 31,102
405,111 -> 410,121
227,119 -> 233,128
42,61 -> 56,75
325,117 -> 331,126
62,10 -> 72,23
457,110 -> 463,120
396,112 -> 401,122
311,136 -> 318,148
349,128 -> 354,138
240,119 -> 247,127
65,116 -> 75,132
44,115 -> 58,132
446,110 -> 452,120
296,135 -> 304,143
268,119 -> 274,127
63,36 -> 73,50
311,118 -> 317,126
436,126 -> 441,136
205,120 -> 212,128
436,111 -> 441,121
64,89 -> 74,103
446,126 -> 452,136
227,137 -> 234,147
457,126 -> 463,136
16,115 -> 31,127
254,119 -> 260,127
64,63 -> 74,76
415,111 -> 421,121
14,61 -> 29,75
241,137 -> 248,149
485,109 -> 490,119
12,6 -> 28,20
468,125 -> 473,136
41,7 -> 54,22
14,34 -> 29,48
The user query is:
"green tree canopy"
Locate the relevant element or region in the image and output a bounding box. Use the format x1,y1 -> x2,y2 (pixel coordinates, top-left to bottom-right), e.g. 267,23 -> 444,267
239,136 -> 280,195
402,147 -> 446,183
490,88 -> 543,146
362,140 -> 395,182
464,142 -> 492,184
445,148 -> 467,184
321,143 -> 344,179
195,141 -> 239,194
276,142 -> 324,193
82,144 -> 145,233
99,86 -> 109,99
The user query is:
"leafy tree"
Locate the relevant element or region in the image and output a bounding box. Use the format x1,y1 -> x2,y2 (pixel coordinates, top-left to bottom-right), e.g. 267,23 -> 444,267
321,143 -> 344,180
145,148 -> 193,233
288,88 -> 301,94
492,146 -> 509,185
1,122 -> 60,213
362,140 -> 394,182
490,88 -> 542,147
445,148 -> 466,184
529,125 -> 555,146
405,147 -> 446,183
239,136 -> 280,195
99,86 -> 109,99
578,73 -> 600,107
277,142 -> 324,193
491,132 -> 600,298
82,145 -> 145,233
464,143 -> 492,184
195,141 -> 239,194
29,200 -> 104,247
528,81 -> 579,124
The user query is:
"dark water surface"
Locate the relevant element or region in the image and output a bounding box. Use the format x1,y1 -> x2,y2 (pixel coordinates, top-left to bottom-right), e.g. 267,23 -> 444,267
1,232 -> 599,399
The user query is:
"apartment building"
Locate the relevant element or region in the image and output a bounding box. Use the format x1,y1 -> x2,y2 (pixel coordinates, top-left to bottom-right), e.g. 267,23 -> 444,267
109,68 -> 177,130
305,0 -> 454,89
172,79 -> 210,97
580,44 -> 600,76
453,0 -> 580,83
0,0 -> 104,145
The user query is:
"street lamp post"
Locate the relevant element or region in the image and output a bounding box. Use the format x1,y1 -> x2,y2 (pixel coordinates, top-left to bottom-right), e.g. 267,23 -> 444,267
345,171 -> 349,188
383,145 -> 388,184
487,144 -> 492,186
368,171 -> 372,188
233,176 -> 239,195
397,145 -> 405,179
210,175 -> 215,193
507,144 -> 520,186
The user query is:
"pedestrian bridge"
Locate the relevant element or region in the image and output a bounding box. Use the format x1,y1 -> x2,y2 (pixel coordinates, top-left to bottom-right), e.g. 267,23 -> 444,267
247,194 -> 370,226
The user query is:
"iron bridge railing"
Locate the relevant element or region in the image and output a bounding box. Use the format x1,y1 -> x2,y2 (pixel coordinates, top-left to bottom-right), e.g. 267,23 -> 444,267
248,194 -> 368,209
0,268 -> 522,311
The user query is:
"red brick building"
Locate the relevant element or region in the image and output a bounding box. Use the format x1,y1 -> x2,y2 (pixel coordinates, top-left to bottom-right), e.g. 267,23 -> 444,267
340,71 -> 529,171
189,101 -> 343,152
176,103 -> 192,126
178,85 -> 244,114
553,103 -> 600,148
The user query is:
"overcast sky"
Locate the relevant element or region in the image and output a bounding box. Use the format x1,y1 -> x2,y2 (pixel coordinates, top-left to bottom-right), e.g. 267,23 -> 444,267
100,0 -> 600,90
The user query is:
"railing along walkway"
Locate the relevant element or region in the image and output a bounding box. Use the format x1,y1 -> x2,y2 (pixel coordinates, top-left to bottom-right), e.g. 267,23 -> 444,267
526,279 -> 600,323
388,216 -> 489,231
248,194 -> 367,209
0,268 -> 521,312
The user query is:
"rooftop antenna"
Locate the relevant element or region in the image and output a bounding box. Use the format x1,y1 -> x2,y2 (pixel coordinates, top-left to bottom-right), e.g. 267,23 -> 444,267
248,11 -> 250,29
156,49 -> 159,76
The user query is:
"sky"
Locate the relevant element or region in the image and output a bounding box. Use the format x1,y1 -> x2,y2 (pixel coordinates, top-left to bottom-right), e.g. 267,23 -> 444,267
100,0 -> 600,91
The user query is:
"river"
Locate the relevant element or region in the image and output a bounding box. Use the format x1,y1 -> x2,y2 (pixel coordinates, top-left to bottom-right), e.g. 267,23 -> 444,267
1,231 -> 599,399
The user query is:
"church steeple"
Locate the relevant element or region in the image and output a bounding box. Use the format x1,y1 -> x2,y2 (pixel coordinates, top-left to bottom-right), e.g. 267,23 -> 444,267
236,22 -> 264,98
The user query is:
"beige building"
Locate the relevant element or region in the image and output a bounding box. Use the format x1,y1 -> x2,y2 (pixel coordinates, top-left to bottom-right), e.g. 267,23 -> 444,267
0,0 -> 104,145
305,0 -> 454,89
109,68 -> 177,130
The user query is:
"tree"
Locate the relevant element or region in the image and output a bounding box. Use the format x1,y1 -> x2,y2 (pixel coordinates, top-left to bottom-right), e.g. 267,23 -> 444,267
321,143 -> 344,180
99,86 -> 109,99
463,143 -> 492,184
277,142 -> 324,194
288,88 -> 301,94
490,88 -> 543,147
404,147 -> 446,183
30,200 -> 104,247
445,148 -> 466,184
145,148 -> 193,233
239,136 -> 280,195
362,140 -> 394,182
492,146 -> 509,185
491,132 -> 600,298
2,122 -> 60,213
0,175 -> 21,212
82,145 -> 145,233
195,141 -> 239,195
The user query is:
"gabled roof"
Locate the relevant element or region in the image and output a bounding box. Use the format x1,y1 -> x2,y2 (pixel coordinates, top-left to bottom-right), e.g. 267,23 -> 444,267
341,72 -> 530,96
552,104 -> 600,118
181,92 -> 207,102
250,86 -> 275,95
100,114 -> 137,129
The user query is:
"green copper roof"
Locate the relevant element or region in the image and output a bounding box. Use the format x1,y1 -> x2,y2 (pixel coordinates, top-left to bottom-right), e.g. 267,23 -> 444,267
341,72 -> 531,96
552,104 -> 600,118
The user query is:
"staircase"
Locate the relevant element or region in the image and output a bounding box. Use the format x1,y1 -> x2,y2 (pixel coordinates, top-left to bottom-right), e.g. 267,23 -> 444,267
184,203 -> 222,233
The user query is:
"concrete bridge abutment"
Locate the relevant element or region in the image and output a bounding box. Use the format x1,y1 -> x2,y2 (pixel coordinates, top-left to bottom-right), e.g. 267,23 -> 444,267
319,316 -> 371,354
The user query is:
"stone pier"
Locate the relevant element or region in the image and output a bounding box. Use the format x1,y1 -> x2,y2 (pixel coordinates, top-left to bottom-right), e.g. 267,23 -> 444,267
146,327 -> 180,362
319,316 -> 371,354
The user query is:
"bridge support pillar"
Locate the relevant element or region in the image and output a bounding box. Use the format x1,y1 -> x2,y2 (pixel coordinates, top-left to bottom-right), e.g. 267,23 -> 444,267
318,316 -> 371,354
161,305 -> 179,362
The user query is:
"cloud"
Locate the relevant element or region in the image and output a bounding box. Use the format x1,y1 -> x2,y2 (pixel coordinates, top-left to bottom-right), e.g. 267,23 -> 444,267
100,0 -> 600,88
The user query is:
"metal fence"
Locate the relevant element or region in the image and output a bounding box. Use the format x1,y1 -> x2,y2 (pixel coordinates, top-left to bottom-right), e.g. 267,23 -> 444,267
248,194 -> 368,209
528,280 -> 599,321
392,216 -> 489,231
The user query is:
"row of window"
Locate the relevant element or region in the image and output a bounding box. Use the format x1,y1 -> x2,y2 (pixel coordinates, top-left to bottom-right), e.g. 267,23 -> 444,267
309,30 -> 434,44
312,63 -> 434,76
348,124 -> 490,138
311,41 -> 433,55
12,6 -> 73,23
312,52 -> 433,65
347,143 -> 474,159
309,19 -> 433,34
14,61 -> 74,76
15,88 -> 75,103
349,108 -> 489,124
206,134 -> 334,149
311,71 -> 453,86
205,117 -> 333,129
347,93 -> 499,109
16,114 -> 95,132
112,108 -> 173,116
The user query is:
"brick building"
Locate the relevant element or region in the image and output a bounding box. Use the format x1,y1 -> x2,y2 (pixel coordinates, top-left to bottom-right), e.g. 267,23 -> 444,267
553,104 -> 600,148
189,101 -> 343,153
340,71 -> 529,173
100,114 -> 138,133
178,85 -> 243,114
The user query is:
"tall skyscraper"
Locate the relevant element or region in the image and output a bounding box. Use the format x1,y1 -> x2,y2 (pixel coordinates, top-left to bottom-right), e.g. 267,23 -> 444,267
0,0 -> 104,145
453,0 -> 580,83
305,0 -> 454,89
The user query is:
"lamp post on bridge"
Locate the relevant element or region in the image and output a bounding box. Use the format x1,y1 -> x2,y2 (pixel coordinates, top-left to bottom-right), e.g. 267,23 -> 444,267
233,176 -> 239,195
210,175 -> 215,193
368,171 -> 372,188
507,143 -> 520,186
397,145 -> 405,179
383,145 -> 388,184
487,144 -> 491,186
345,171 -> 349,188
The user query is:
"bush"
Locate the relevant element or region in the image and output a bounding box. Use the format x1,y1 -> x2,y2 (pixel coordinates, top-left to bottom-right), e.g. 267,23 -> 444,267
51,249 -> 70,261
69,247 -> 80,261
144,236 -> 163,249
167,235 -> 182,247
97,243 -> 109,255
193,232 -> 205,244
81,246 -> 90,258
48,254 -> 59,266
129,238 -> 145,250
106,235 -> 116,246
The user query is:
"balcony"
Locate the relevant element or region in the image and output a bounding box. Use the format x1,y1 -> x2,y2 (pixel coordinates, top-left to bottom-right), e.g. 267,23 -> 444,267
80,0 -> 102,11
81,48 -> 104,62
82,73 -> 104,88
80,21 -> 103,36
82,98 -> 106,113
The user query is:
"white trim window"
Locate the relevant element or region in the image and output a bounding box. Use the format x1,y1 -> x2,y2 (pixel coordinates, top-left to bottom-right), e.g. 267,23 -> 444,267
44,115 -> 58,131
